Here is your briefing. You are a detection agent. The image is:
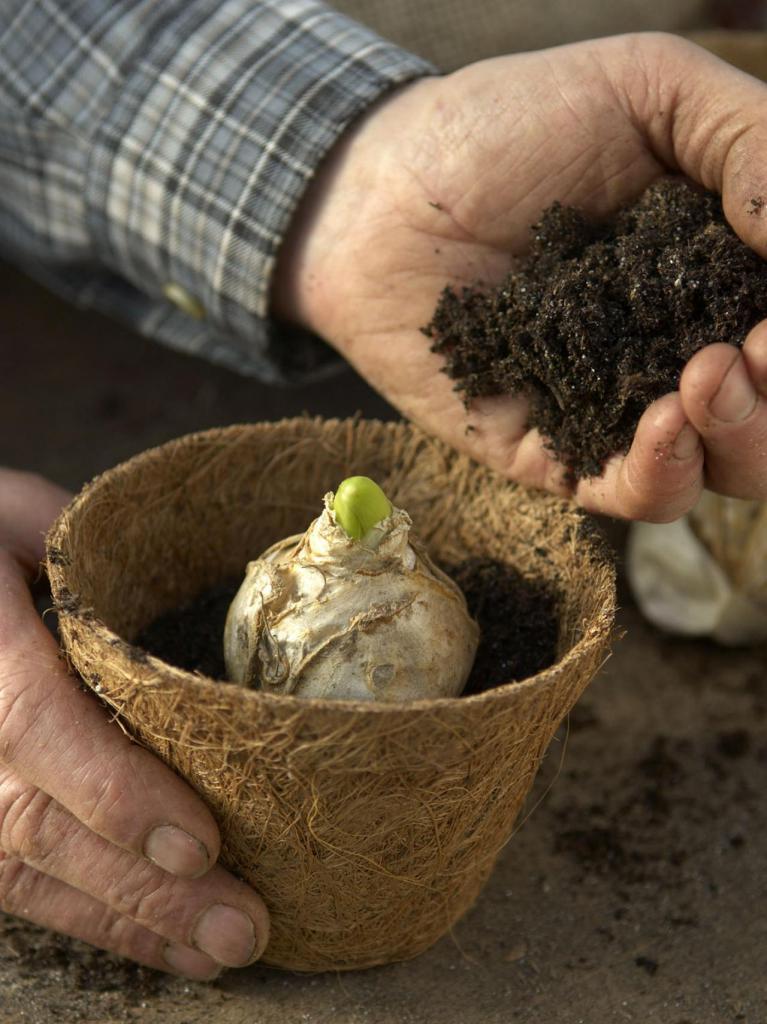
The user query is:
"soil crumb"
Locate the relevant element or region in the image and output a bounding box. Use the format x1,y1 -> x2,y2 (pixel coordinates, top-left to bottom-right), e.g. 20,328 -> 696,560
426,178 -> 767,478
135,561 -> 559,695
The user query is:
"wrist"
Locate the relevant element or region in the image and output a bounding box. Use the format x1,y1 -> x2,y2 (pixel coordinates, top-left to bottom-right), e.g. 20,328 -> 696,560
270,78 -> 436,350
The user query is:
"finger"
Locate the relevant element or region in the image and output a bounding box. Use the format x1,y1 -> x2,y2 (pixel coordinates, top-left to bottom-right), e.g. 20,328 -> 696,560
504,426 -> 572,497
575,392 -> 703,521
679,336 -> 767,498
0,852 -> 221,980
441,389 -> 703,520
636,35 -> 767,256
0,469 -> 72,575
0,550 -> 223,880
460,395 -> 572,496
0,764 -> 269,968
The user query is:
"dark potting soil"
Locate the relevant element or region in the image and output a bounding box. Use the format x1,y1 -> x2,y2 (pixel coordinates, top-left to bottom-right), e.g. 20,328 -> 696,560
135,560 -> 559,694
426,177 -> 767,479
136,583 -> 237,680
447,558 -> 559,694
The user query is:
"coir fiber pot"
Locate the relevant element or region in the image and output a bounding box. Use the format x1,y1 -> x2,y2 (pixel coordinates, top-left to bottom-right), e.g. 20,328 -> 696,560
46,418 -> 616,972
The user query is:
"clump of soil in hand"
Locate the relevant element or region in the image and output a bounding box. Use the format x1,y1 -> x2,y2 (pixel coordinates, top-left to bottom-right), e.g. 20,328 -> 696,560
135,561 -> 559,694
426,177 -> 767,479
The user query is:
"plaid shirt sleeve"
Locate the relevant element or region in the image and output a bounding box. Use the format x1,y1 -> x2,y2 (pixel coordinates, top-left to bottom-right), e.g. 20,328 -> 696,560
0,0 -> 433,382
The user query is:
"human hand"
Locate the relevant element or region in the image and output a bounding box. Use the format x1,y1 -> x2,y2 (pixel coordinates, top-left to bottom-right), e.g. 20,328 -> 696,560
275,33 -> 767,521
0,469 -> 269,978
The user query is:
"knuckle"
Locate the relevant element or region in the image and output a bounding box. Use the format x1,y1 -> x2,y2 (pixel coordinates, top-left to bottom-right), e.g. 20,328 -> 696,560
100,905 -> 131,945
111,862 -> 178,929
0,852 -> 35,917
0,778 -> 57,865
94,900 -> 135,951
74,758 -> 132,839
0,782 -> 37,855
619,32 -> 697,115
97,904 -> 165,968
74,746 -> 161,849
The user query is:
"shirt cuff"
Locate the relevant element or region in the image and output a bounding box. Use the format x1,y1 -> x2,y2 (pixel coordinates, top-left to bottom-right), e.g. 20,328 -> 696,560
83,0 -> 434,381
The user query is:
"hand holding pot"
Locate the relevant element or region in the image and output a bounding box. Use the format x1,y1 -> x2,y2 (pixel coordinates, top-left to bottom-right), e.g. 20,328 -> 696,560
275,32 -> 767,523
0,469 -> 269,978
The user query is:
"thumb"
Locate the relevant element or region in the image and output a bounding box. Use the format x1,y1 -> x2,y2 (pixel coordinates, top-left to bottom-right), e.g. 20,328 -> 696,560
635,34 -> 767,256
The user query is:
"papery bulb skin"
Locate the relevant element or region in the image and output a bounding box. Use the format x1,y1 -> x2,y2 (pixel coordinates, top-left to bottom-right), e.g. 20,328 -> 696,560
224,491 -> 479,701
627,492 -> 767,646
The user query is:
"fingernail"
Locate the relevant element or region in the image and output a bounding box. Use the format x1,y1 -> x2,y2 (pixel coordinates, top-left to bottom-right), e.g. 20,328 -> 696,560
709,355 -> 756,422
163,942 -> 222,981
672,423 -> 700,460
193,904 -> 257,967
144,825 -> 209,878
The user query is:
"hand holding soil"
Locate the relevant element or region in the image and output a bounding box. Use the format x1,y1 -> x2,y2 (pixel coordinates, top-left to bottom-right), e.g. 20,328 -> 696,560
275,32 -> 767,521
0,470 -> 269,980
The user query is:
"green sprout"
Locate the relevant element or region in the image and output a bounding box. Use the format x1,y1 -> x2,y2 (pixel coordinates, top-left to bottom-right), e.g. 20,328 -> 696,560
332,476 -> 392,540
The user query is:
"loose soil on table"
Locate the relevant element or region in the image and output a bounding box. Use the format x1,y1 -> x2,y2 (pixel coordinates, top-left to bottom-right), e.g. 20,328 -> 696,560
135,559 -> 560,694
426,177 -> 767,478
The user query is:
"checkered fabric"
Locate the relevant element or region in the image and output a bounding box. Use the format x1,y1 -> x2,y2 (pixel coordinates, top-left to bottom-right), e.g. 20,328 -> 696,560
0,0 -> 432,381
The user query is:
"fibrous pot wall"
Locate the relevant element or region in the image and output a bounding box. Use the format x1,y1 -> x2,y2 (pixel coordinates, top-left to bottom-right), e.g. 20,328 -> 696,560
48,419 -> 615,971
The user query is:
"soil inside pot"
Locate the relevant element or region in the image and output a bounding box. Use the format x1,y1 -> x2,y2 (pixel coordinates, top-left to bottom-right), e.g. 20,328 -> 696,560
447,558 -> 559,694
425,177 -> 767,479
135,559 -> 559,695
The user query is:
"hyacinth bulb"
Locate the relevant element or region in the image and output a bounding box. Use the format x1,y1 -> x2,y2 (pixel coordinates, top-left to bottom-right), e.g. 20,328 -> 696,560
223,477 -> 479,701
